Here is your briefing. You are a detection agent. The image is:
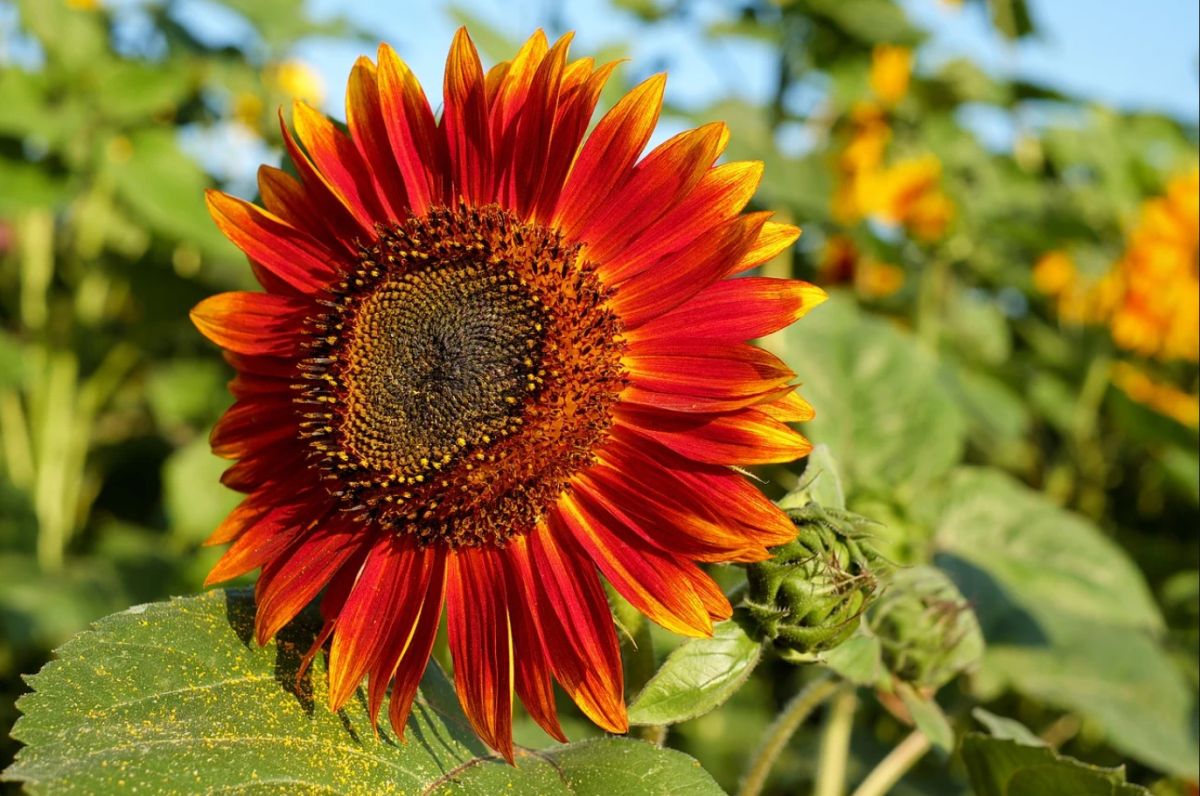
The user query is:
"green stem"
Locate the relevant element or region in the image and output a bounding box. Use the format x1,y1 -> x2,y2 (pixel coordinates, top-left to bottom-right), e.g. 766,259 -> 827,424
917,254 -> 951,350
849,730 -> 931,796
737,674 -> 839,796
813,686 -> 858,796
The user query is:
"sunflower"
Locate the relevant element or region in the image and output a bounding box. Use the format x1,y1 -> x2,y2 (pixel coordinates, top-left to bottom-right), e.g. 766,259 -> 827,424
192,28 -> 825,761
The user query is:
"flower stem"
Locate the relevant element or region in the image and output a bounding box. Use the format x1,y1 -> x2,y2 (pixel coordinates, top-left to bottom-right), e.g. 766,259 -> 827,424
813,686 -> 858,796
849,730 -> 931,796
737,674 -> 840,796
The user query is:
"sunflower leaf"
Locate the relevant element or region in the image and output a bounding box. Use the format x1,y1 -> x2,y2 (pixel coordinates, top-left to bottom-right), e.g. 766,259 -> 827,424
960,734 -> 1149,796
627,618 -> 762,726
3,589 -> 724,795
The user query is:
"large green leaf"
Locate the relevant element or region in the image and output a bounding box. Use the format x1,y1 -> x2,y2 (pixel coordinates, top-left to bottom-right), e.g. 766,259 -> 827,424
933,468 -> 1161,632
933,469 -> 1198,776
628,619 -> 762,726
960,734 -> 1148,796
774,293 -> 965,499
4,590 -> 724,794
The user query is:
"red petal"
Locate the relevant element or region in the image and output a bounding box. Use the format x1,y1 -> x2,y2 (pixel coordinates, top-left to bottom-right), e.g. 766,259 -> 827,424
327,535 -> 432,712
624,340 -> 794,401
257,166 -> 357,259
442,28 -> 494,205
346,55 -> 410,221
254,517 -> 367,645
578,462 -> 769,563
555,494 -> 712,638
553,74 -> 666,238
190,291 -> 307,357
529,59 -> 618,222
521,521 -> 627,733
210,397 -> 296,460
579,122 -> 730,270
760,388 -> 816,422
376,45 -> 447,214
601,160 -> 763,284
612,213 -> 767,329
616,404 -> 812,466
507,33 -> 573,218
204,498 -> 315,585
288,101 -> 388,233
504,537 -> 567,743
385,550 -> 447,740
446,545 -> 514,762
205,190 -> 337,294
629,277 -> 827,345
600,432 -> 796,547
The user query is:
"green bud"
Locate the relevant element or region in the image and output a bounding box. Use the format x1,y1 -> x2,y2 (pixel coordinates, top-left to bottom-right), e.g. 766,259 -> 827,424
869,565 -> 984,691
743,505 -> 886,662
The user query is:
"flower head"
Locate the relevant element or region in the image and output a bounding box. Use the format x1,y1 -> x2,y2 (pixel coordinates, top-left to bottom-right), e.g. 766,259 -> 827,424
192,29 -> 825,760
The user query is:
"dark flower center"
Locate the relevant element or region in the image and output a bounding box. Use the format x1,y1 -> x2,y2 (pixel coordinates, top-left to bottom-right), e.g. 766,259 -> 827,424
296,204 -> 626,547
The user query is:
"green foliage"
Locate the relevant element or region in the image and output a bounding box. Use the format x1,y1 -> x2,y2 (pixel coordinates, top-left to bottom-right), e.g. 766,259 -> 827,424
961,734 -> 1149,796
628,619 -> 763,726
4,590 -> 723,795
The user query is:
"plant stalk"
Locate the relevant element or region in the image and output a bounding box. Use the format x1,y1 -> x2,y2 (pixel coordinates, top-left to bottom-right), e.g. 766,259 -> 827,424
849,730 -> 931,796
813,686 -> 858,796
737,674 -> 839,796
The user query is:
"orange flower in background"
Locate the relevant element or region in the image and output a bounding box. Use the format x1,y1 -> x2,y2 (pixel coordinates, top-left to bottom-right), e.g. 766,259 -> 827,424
191,29 -> 825,761
1111,362 -> 1200,428
870,45 -> 913,107
868,154 -> 955,241
1109,168 -> 1199,362
1038,169 -> 1199,362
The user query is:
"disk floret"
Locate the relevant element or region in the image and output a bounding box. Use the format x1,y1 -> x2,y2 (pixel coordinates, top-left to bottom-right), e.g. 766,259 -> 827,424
293,203 -> 627,547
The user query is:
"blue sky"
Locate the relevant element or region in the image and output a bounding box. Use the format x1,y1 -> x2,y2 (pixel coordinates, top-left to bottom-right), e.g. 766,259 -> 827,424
292,0 -> 1200,124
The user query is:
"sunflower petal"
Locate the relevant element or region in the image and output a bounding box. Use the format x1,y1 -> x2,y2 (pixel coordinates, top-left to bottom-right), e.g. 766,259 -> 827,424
205,190 -> 337,293
190,291 -> 308,357
446,545 -> 514,762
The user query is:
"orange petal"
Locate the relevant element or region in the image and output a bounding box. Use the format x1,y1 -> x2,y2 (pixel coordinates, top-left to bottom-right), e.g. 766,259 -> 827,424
442,28 -> 494,204
375,46 -> 447,215
616,404 -> 812,466
555,493 -> 713,638
624,339 -> 795,400
205,190 -> 338,294
579,122 -> 730,268
602,160 -> 763,284
520,521 -> 627,733
553,73 -> 666,238
732,221 -> 802,274
628,277 -> 827,344
190,291 -> 308,356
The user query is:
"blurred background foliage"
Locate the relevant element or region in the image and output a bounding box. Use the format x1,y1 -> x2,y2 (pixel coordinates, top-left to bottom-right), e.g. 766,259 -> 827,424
0,0 -> 1196,793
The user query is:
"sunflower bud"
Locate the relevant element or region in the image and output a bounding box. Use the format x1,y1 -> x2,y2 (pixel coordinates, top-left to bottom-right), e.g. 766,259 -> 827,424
743,505 -> 885,662
869,565 -> 984,691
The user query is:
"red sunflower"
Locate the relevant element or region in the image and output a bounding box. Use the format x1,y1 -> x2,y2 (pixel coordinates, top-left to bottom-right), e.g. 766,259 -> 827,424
193,28 -> 826,761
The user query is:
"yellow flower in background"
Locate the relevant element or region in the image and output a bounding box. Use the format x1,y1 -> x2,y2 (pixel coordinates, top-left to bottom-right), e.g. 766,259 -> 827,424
870,45 -> 913,107
1109,168 -> 1199,362
67,0 -> 101,9
865,154 -> 955,240
231,92 -> 264,132
1033,250 -> 1077,296
1111,362 -> 1200,428
1036,168 -> 1198,363
267,59 -> 325,106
